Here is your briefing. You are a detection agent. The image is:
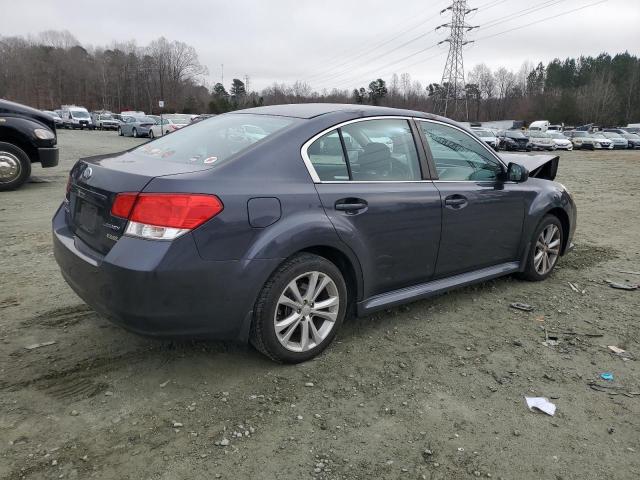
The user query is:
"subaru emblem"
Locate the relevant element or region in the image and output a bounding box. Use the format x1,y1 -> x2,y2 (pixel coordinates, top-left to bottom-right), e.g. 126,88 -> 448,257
82,167 -> 93,180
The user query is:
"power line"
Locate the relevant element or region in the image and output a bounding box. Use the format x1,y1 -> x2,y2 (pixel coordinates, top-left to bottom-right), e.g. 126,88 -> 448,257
475,0 -> 608,41
477,0 -> 567,31
302,0 -> 449,82
312,29 -> 438,89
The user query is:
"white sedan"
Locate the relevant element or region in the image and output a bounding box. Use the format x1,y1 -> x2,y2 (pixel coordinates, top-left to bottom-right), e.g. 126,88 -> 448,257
470,128 -> 499,151
147,116 -> 189,139
548,132 -> 573,151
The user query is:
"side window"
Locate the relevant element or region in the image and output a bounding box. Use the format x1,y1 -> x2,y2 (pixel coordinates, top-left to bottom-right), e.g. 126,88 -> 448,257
419,121 -> 503,181
341,119 -> 421,181
307,130 -> 350,181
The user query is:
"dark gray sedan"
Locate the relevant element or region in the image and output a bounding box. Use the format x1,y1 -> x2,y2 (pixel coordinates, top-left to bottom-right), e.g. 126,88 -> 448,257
53,104 -> 576,363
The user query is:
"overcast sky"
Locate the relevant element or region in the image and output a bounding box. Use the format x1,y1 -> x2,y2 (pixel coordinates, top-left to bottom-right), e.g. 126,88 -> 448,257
3,0 -> 639,92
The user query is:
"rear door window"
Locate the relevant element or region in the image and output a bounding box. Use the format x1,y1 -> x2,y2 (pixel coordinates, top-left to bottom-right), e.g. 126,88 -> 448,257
341,119 -> 421,181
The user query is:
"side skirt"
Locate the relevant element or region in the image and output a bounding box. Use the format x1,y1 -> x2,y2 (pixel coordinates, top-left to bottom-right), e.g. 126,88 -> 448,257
357,261 -> 521,316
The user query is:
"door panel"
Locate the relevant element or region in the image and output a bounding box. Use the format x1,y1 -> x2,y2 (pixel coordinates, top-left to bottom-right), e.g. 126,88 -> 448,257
433,181 -> 524,277
416,120 -> 526,277
316,183 -> 442,298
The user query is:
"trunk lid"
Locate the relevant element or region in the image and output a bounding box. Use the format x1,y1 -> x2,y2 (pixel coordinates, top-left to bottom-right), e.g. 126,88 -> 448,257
68,150 -> 214,255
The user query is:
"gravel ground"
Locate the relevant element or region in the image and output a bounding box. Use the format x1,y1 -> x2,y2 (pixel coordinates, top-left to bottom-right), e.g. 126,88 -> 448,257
1,130 -> 639,480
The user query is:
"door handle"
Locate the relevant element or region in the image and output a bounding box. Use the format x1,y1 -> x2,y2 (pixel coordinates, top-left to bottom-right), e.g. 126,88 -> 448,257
335,198 -> 368,212
444,195 -> 468,209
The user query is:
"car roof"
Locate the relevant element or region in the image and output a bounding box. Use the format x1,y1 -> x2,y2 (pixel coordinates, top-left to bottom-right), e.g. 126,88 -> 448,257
230,103 -> 445,121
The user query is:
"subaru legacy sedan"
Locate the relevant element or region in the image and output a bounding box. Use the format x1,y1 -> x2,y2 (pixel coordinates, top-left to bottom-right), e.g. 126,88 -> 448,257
53,104 -> 576,363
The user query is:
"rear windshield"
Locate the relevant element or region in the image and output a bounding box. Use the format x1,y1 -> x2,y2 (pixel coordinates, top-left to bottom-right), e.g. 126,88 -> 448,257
132,114 -> 297,165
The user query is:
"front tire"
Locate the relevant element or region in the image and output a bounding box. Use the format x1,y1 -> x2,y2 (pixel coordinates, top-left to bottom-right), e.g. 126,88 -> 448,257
518,215 -> 563,282
250,253 -> 347,363
118,127 -> 123,136
148,130 -> 154,139
132,128 -> 138,138
0,142 -> 32,191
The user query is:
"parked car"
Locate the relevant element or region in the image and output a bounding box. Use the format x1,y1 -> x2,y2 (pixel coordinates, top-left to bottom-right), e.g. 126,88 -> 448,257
470,127 -> 499,151
548,132 -> 573,151
42,110 -> 63,128
600,131 -> 629,149
146,116 -> 177,138
527,131 -> 556,151
164,114 -> 191,130
94,113 -> 120,131
61,105 -> 94,130
565,131 -> 612,150
118,115 -> 156,138
53,104 -> 576,363
621,132 -> 640,148
191,114 -> 216,123
0,98 -> 59,190
497,130 -> 531,151
591,132 -> 617,149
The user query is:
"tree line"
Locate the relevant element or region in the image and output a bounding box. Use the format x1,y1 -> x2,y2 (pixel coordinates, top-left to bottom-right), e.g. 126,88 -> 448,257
1,31 -> 638,126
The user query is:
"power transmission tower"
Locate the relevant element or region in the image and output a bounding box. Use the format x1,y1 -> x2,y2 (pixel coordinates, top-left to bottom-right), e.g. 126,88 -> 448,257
435,1 -> 477,120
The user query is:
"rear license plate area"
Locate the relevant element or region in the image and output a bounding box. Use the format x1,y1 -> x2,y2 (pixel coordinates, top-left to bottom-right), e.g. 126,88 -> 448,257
76,200 -> 99,234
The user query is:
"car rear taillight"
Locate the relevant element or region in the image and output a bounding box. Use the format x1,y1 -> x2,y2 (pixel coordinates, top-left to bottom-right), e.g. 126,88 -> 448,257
110,193 -> 223,240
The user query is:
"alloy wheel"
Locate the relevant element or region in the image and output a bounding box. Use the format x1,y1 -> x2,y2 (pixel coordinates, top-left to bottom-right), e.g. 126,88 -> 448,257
534,224 -> 561,275
274,271 -> 339,353
0,151 -> 22,184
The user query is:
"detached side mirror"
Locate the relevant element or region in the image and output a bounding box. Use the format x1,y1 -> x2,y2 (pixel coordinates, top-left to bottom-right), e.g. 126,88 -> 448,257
506,162 -> 529,182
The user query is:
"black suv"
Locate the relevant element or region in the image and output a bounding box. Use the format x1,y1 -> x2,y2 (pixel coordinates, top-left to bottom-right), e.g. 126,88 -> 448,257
0,99 -> 59,190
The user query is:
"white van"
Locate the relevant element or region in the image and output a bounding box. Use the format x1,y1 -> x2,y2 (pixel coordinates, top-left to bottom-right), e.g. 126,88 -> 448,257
61,105 -> 94,130
529,120 -> 550,132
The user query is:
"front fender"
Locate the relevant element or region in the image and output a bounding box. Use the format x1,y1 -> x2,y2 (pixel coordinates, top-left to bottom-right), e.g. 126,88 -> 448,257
520,180 -> 575,263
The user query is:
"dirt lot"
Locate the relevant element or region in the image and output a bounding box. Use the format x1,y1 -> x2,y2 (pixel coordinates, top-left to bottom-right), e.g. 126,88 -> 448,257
1,129 -> 639,480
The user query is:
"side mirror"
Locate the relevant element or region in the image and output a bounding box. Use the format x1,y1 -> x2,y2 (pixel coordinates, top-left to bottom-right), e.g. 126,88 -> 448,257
506,162 -> 529,182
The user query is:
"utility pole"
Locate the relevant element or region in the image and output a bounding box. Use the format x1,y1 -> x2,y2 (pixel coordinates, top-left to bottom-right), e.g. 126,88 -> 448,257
435,1 -> 478,120
221,64 -> 224,86
244,75 -> 250,93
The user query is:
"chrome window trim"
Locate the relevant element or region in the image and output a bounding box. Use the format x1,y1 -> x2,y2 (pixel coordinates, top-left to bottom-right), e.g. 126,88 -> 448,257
301,115 -> 508,184
300,116 -> 419,184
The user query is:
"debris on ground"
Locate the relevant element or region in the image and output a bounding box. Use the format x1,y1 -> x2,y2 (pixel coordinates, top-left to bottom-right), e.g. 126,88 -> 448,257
604,279 -> 639,291
24,340 -> 56,350
587,382 -> 640,398
568,282 -> 580,293
525,397 -> 556,416
617,270 -> 640,276
607,345 -> 634,359
510,302 -> 534,312
600,372 -> 614,381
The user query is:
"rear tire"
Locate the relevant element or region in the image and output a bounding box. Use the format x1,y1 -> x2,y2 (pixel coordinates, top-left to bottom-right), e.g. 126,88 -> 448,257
518,215 -> 563,282
250,253 -> 347,363
0,142 -> 31,191
148,130 -> 154,139
118,127 -> 123,136
132,128 -> 138,138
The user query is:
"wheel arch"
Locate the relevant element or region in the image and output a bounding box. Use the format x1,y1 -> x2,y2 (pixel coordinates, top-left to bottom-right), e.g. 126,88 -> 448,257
299,245 -> 363,308
544,207 -> 570,255
0,126 -> 37,162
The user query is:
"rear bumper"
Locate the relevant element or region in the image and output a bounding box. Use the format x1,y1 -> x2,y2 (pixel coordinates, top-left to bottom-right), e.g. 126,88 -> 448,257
52,204 -> 281,341
38,147 -> 59,168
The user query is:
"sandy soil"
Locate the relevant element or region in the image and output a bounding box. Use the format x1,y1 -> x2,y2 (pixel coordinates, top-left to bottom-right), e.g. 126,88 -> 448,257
1,130 -> 639,480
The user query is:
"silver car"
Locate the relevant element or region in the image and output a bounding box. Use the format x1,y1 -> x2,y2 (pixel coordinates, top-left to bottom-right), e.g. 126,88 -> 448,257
601,131 -> 629,149
118,115 -> 155,138
527,131 -> 556,151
